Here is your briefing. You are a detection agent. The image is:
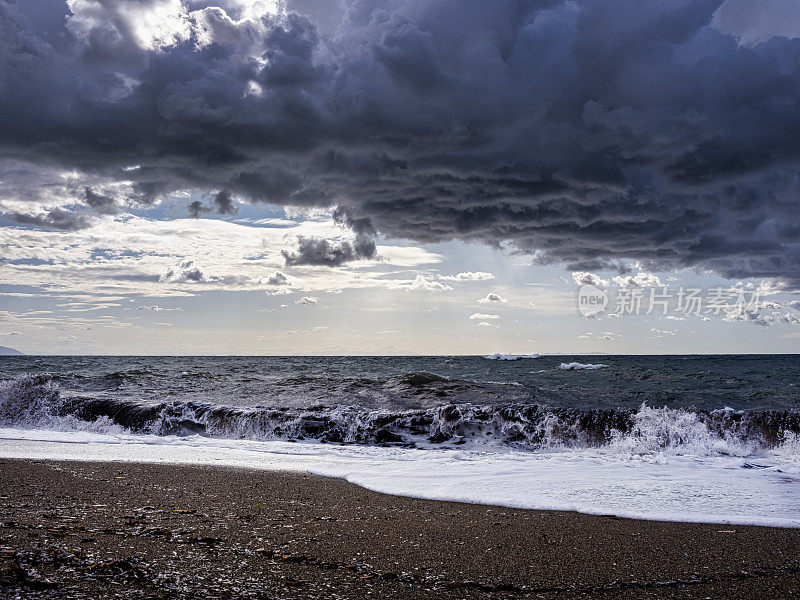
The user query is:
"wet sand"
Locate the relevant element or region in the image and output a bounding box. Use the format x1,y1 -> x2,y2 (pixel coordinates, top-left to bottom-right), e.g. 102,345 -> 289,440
1,459 -> 799,598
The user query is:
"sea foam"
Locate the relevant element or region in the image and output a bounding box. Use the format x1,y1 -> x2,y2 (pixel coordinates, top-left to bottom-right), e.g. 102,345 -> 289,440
558,362 -> 608,370
2,372 -> 800,527
483,353 -> 540,361
2,375 -> 799,460
1,427 -> 798,528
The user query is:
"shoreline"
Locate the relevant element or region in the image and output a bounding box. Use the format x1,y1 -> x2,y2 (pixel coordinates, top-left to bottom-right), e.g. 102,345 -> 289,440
2,459 -> 799,598
2,428 -> 799,529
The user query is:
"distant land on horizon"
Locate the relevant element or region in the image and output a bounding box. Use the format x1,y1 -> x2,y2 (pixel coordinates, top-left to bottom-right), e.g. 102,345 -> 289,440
0,346 -> 23,356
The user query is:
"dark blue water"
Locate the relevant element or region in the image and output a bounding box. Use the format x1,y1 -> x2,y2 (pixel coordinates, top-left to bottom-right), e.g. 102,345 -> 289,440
1,355 -> 798,449
1,354 -> 798,411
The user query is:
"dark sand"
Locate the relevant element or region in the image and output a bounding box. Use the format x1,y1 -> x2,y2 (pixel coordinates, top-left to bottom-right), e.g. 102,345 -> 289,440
1,459 -> 799,598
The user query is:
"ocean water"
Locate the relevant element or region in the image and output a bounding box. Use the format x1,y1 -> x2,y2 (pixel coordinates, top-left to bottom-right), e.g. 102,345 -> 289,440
1,355 -> 799,526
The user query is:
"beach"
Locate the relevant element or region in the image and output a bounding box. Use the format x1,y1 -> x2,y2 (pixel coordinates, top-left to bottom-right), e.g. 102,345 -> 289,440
2,459 -> 799,599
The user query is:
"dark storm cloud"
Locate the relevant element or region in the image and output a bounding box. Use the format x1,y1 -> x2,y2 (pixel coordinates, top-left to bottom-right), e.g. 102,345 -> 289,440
159,259 -> 210,283
282,234 -> 377,267
212,191 -> 238,215
187,191 -> 238,217
3,0 -> 800,283
10,208 -> 92,231
186,200 -> 209,218
84,187 -> 118,214
266,271 -> 288,285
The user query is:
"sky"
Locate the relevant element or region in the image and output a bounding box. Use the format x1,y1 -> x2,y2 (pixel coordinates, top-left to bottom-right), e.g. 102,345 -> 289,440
2,0 -> 800,355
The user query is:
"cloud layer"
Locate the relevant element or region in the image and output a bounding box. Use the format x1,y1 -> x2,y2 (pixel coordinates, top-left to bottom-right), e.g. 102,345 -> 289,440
3,1 -> 800,284
282,233 -> 377,266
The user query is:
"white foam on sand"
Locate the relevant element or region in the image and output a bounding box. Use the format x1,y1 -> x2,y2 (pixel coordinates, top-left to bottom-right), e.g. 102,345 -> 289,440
1,427 -> 799,528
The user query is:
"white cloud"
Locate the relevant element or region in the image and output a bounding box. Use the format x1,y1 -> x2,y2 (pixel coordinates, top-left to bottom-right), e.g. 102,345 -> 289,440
713,0 -> 800,46
650,328 -> 676,337
439,271 -> 495,282
67,0 -> 193,52
136,305 -> 182,312
372,246 -> 443,267
0,216 -> 445,298
580,331 -> 620,341
67,0 -> 282,54
469,313 -> 501,321
723,312 -> 772,326
410,274 -> 452,292
612,272 -> 663,288
0,309 -> 133,331
725,308 -> 800,327
780,313 -> 800,326
571,272 -> 609,287
58,301 -> 122,312
295,296 -> 319,305
478,293 -> 508,304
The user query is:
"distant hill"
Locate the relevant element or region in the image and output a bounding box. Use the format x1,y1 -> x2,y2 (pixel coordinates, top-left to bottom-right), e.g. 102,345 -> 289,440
0,346 -> 23,356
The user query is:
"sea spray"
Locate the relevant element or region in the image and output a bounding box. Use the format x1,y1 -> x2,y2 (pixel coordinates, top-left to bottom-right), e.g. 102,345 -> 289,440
2,374 -> 798,457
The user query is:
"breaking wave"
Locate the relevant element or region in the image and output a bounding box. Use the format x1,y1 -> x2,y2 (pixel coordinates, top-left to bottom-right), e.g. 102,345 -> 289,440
558,362 -> 608,370
0,375 -> 125,434
483,353 -> 541,361
2,374 -> 799,459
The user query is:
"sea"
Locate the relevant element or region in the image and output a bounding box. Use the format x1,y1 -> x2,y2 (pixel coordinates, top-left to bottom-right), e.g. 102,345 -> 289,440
1,354 -> 799,527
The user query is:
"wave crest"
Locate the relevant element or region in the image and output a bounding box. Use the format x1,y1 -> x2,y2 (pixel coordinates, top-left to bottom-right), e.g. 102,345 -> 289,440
558,362 -> 608,370
1,375 -> 798,458
483,353 -> 540,361
0,374 -> 61,427
0,375 -> 124,434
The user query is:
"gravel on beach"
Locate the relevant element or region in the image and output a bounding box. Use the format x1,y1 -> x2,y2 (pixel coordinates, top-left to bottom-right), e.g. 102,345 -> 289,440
1,459 -> 799,599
